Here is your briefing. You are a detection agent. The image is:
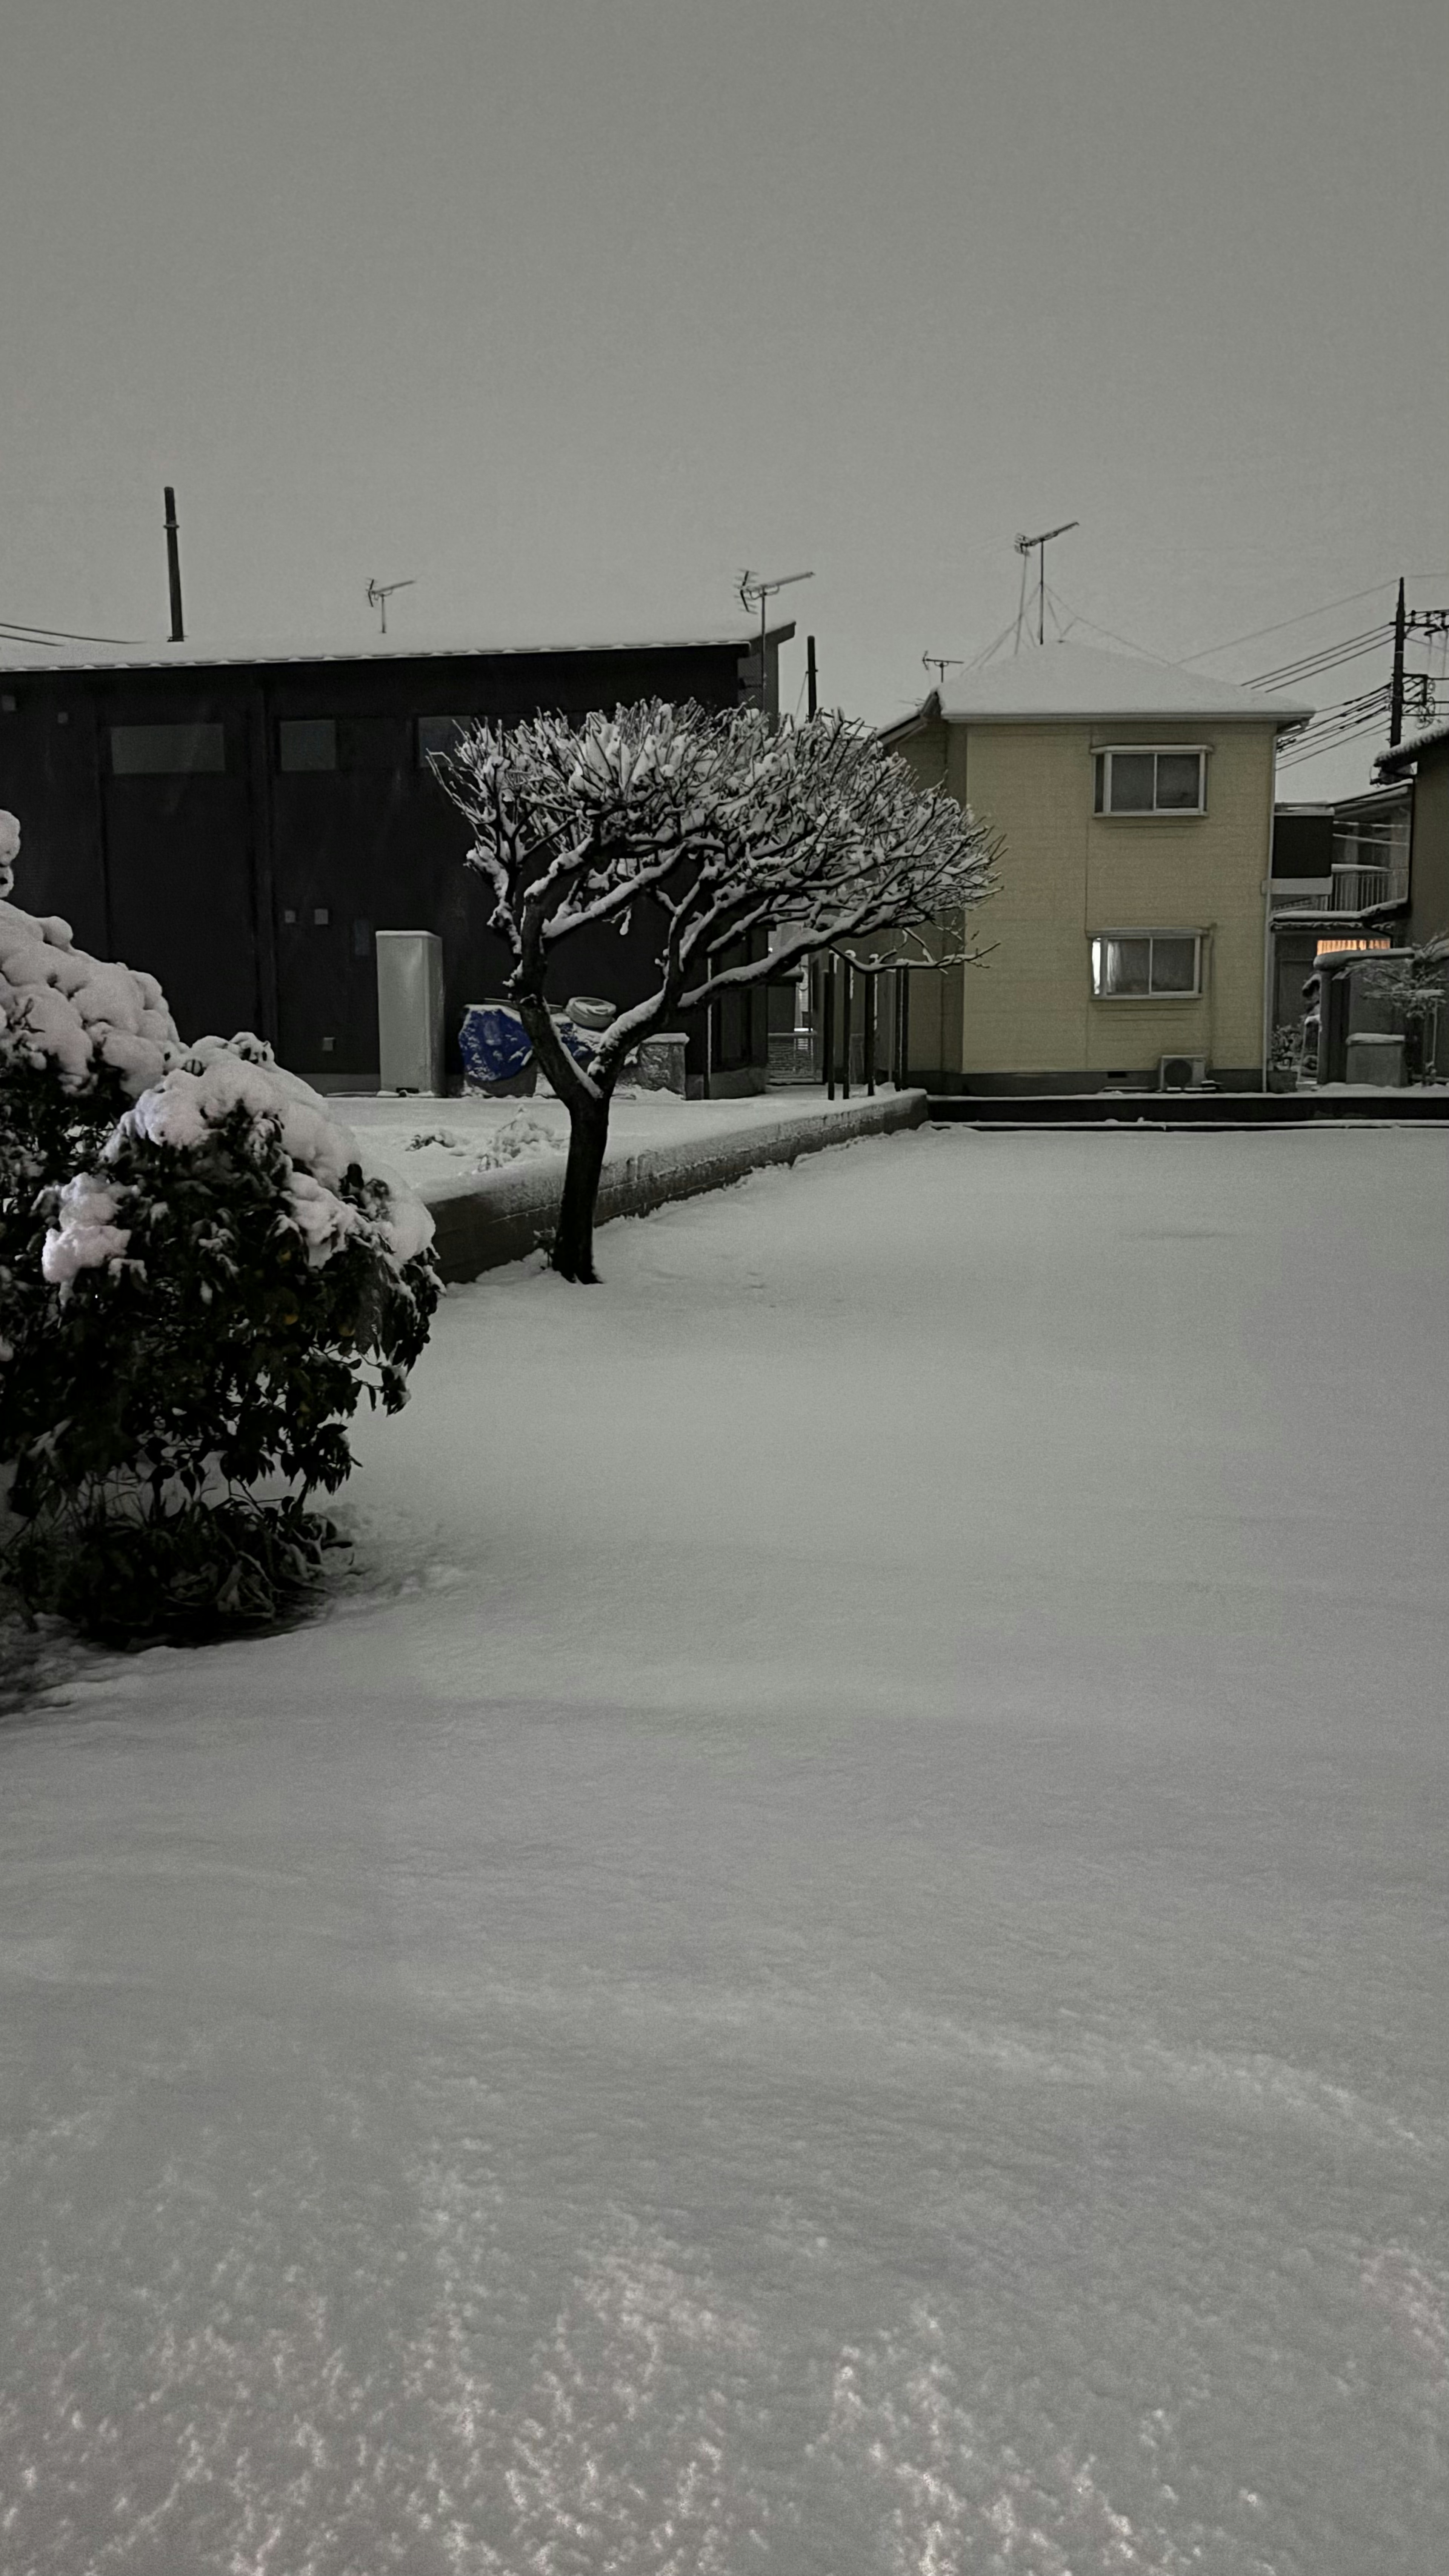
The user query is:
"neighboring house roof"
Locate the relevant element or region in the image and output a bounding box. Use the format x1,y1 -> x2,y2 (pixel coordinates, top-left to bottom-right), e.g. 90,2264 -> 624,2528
882,639 -> 1313,736
1375,717 -> 1449,777
1332,780 -> 1411,817
0,623 -> 794,678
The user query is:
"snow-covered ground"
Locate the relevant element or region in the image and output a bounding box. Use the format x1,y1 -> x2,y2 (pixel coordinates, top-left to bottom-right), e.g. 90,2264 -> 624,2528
2,1124 -> 1448,2575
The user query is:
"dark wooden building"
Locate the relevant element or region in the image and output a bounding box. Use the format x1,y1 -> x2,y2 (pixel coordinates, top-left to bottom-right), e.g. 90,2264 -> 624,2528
0,625 -> 793,1091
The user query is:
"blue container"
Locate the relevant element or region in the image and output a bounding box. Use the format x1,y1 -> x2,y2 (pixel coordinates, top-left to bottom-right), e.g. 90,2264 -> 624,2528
554,1015 -> 598,1070
459,1001 -> 537,1096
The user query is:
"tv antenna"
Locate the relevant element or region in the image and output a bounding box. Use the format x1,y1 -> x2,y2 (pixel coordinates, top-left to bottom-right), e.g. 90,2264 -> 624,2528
367,575 -> 415,635
923,653 -> 963,689
738,567 -> 814,711
1014,521 -> 1078,648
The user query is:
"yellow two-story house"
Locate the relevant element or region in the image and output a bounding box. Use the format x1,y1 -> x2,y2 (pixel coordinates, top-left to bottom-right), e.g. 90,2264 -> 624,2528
881,642 -> 1311,1092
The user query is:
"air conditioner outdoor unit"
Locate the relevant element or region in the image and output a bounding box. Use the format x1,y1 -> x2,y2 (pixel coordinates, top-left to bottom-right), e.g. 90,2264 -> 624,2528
1158,1054 -> 1209,1092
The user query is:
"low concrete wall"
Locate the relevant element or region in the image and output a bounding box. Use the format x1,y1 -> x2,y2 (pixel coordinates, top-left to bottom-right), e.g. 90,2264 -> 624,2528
925,1089 -> 1449,1127
427,1090 -> 927,1282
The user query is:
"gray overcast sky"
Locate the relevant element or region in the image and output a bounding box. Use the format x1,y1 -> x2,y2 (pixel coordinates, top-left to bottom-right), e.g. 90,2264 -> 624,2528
2,0 -> 1446,794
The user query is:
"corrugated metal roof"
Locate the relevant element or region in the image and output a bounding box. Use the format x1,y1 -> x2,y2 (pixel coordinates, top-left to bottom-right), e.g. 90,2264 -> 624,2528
0,623 -> 792,678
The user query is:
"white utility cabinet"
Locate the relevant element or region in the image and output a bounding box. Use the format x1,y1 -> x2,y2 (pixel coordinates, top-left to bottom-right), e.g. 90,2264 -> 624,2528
376,930 -> 445,1094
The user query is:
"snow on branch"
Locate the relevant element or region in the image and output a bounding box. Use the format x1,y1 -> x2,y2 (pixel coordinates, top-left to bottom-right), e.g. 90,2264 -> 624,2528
431,702 -> 998,1061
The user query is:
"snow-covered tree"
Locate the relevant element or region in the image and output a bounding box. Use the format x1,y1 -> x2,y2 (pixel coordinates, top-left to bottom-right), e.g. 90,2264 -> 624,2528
433,702 -> 998,1280
1362,936 -> 1449,1078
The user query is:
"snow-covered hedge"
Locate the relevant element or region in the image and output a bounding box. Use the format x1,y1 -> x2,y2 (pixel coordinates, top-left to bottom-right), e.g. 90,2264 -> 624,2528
41,1032 -> 436,1286
0,809 -> 441,1639
0,807 -> 180,1095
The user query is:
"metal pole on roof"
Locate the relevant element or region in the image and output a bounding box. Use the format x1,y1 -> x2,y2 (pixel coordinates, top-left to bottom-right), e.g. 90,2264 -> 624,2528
738,570 -> 814,717
1015,522 -> 1078,646
163,488 -> 184,642
367,577 -> 416,636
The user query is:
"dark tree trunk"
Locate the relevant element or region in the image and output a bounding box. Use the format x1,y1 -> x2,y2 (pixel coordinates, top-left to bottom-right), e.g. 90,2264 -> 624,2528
550,1088 -> 611,1280
514,993 -> 616,1283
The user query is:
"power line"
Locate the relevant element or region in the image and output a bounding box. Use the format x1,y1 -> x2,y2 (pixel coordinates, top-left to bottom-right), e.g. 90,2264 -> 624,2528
1181,583 -> 1399,665
1275,686 -> 1401,768
1185,576 -> 1449,668
0,613 -> 143,647
1251,623 -> 1396,688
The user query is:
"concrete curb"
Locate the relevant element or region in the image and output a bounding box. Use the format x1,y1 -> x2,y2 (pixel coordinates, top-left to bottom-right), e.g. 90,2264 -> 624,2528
426,1090 -> 928,1282
925,1090 -> 1449,1127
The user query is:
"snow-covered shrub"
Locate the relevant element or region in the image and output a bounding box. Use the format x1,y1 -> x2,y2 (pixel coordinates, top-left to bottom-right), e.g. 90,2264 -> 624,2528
0,810 -> 184,1406
0,811 -> 440,1639
1361,937 -> 1449,1081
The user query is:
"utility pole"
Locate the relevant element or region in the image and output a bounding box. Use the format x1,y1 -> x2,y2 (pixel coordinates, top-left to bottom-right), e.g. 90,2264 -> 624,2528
1015,520 -> 1078,646
806,635 -> 818,720
1398,597 -> 1449,744
163,487 -> 185,642
1389,575 -> 1406,747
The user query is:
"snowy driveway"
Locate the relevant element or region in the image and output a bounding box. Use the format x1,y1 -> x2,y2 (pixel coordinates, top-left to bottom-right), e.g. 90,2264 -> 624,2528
2,1125 -> 1447,2574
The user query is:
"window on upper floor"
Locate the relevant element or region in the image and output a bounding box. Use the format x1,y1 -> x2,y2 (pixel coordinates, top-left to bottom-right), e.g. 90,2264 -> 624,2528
109,721 -> 226,775
417,715 -> 477,767
277,718 -> 338,772
1091,932 -> 1203,999
1093,747 -> 1206,816
275,716 -> 406,772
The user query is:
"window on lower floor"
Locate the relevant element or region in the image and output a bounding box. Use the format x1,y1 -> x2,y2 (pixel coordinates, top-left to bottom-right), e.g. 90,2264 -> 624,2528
1091,932 -> 1203,998
1093,747 -> 1206,814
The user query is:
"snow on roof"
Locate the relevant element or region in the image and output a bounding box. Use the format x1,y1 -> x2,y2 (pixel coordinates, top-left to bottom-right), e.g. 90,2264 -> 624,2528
890,639 -> 1313,729
1375,716 -> 1449,777
0,622 -> 793,678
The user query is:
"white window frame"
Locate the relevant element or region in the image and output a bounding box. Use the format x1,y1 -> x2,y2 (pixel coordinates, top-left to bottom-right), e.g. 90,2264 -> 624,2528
1093,744 -> 1208,817
1091,930 -> 1205,1001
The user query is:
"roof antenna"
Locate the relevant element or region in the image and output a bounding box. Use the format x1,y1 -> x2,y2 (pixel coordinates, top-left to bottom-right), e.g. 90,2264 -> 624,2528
1014,522 -> 1078,649
738,568 -> 814,712
367,576 -> 416,635
922,653 -> 963,690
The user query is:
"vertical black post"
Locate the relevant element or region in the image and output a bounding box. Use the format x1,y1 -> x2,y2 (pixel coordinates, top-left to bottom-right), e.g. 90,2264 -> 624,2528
841,963 -> 852,1101
823,960 -> 835,1099
1389,576 -> 1407,747
164,486 -> 185,642
898,968 -> 911,1089
865,973 -> 875,1096
806,635 -> 818,720
243,683 -> 280,1047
